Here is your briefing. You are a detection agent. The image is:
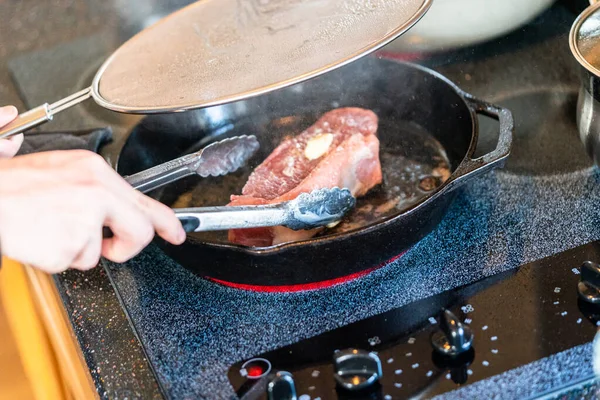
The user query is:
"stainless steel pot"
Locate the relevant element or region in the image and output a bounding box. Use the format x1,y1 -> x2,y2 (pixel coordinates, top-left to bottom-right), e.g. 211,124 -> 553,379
571,0 -> 600,165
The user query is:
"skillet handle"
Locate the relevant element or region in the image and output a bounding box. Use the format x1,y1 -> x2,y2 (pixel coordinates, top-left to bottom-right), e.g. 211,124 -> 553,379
448,95 -> 514,189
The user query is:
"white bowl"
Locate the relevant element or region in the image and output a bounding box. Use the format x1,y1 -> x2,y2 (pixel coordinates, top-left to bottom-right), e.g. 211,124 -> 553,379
384,0 -> 556,53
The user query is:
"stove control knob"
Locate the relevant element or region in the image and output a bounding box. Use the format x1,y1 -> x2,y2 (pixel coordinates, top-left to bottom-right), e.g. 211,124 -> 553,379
267,371 -> 297,400
333,349 -> 382,391
431,309 -> 473,357
578,261 -> 600,304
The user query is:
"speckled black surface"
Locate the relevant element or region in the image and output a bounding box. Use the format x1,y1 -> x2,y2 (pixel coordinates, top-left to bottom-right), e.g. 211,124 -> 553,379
4,1 -> 600,399
54,267 -> 163,399
104,165 -> 600,399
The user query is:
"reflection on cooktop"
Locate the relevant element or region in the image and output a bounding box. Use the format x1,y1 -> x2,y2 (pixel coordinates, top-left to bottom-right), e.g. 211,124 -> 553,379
478,87 -> 593,176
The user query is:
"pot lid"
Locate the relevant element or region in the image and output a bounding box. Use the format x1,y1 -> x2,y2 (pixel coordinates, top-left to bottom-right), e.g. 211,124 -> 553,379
92,0 -> 432,114
571,2 -> 600,76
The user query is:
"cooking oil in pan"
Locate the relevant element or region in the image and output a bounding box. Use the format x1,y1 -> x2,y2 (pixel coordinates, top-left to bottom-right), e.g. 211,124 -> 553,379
327,119 -> 450,234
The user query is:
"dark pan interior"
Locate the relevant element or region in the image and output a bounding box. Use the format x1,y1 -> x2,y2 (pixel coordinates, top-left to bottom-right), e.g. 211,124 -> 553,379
117,57 -> 474,248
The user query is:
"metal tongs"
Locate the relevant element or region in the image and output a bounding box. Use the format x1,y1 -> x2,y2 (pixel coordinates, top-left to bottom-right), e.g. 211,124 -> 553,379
176,187 -> 355,233
124,135 -> 260,193
114,135 -> 356,234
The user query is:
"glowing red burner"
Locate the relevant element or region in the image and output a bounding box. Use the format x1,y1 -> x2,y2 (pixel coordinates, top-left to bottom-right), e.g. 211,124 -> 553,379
375,50 -> 425,62
207,252 -> 406,293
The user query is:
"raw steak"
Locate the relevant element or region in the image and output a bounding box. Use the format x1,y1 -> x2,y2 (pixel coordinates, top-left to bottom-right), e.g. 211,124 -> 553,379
229,108 -> 382,247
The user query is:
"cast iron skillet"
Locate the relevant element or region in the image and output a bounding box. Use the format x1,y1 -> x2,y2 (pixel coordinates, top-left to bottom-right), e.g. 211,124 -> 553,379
116,57 -> 513,287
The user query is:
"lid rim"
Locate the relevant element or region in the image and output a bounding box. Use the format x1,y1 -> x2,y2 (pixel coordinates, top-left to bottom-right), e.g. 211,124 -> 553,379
570,2 -> 600,77
91,0 -> 433,114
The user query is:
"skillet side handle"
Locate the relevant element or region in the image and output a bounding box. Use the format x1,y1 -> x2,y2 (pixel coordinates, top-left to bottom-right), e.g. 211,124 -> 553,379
448,96 -> 514,189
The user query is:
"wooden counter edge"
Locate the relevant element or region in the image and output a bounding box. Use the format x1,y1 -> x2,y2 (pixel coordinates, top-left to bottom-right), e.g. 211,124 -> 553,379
24,265 -> 99,400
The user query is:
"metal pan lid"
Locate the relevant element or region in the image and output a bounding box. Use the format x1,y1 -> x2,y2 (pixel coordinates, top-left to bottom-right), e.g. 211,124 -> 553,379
91,0 -> 432,114
570,1 -> 600,76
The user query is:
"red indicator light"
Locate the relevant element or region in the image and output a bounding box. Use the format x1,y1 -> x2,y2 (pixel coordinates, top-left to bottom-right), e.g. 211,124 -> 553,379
247,365 -> 264,377
241,358 -> 271,379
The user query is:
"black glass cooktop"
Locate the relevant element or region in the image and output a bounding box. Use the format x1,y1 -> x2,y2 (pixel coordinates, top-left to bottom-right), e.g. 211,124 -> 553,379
229,242 -> 600,399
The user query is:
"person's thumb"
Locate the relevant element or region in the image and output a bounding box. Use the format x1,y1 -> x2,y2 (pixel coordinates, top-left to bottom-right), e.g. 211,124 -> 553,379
0,106 -> 22,158
0,106 -> 18,126
0,134 -> 24,158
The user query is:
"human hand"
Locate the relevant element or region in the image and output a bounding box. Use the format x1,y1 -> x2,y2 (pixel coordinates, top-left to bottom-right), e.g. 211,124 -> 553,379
0,106 -> 23,158
0,150 -> 186,273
